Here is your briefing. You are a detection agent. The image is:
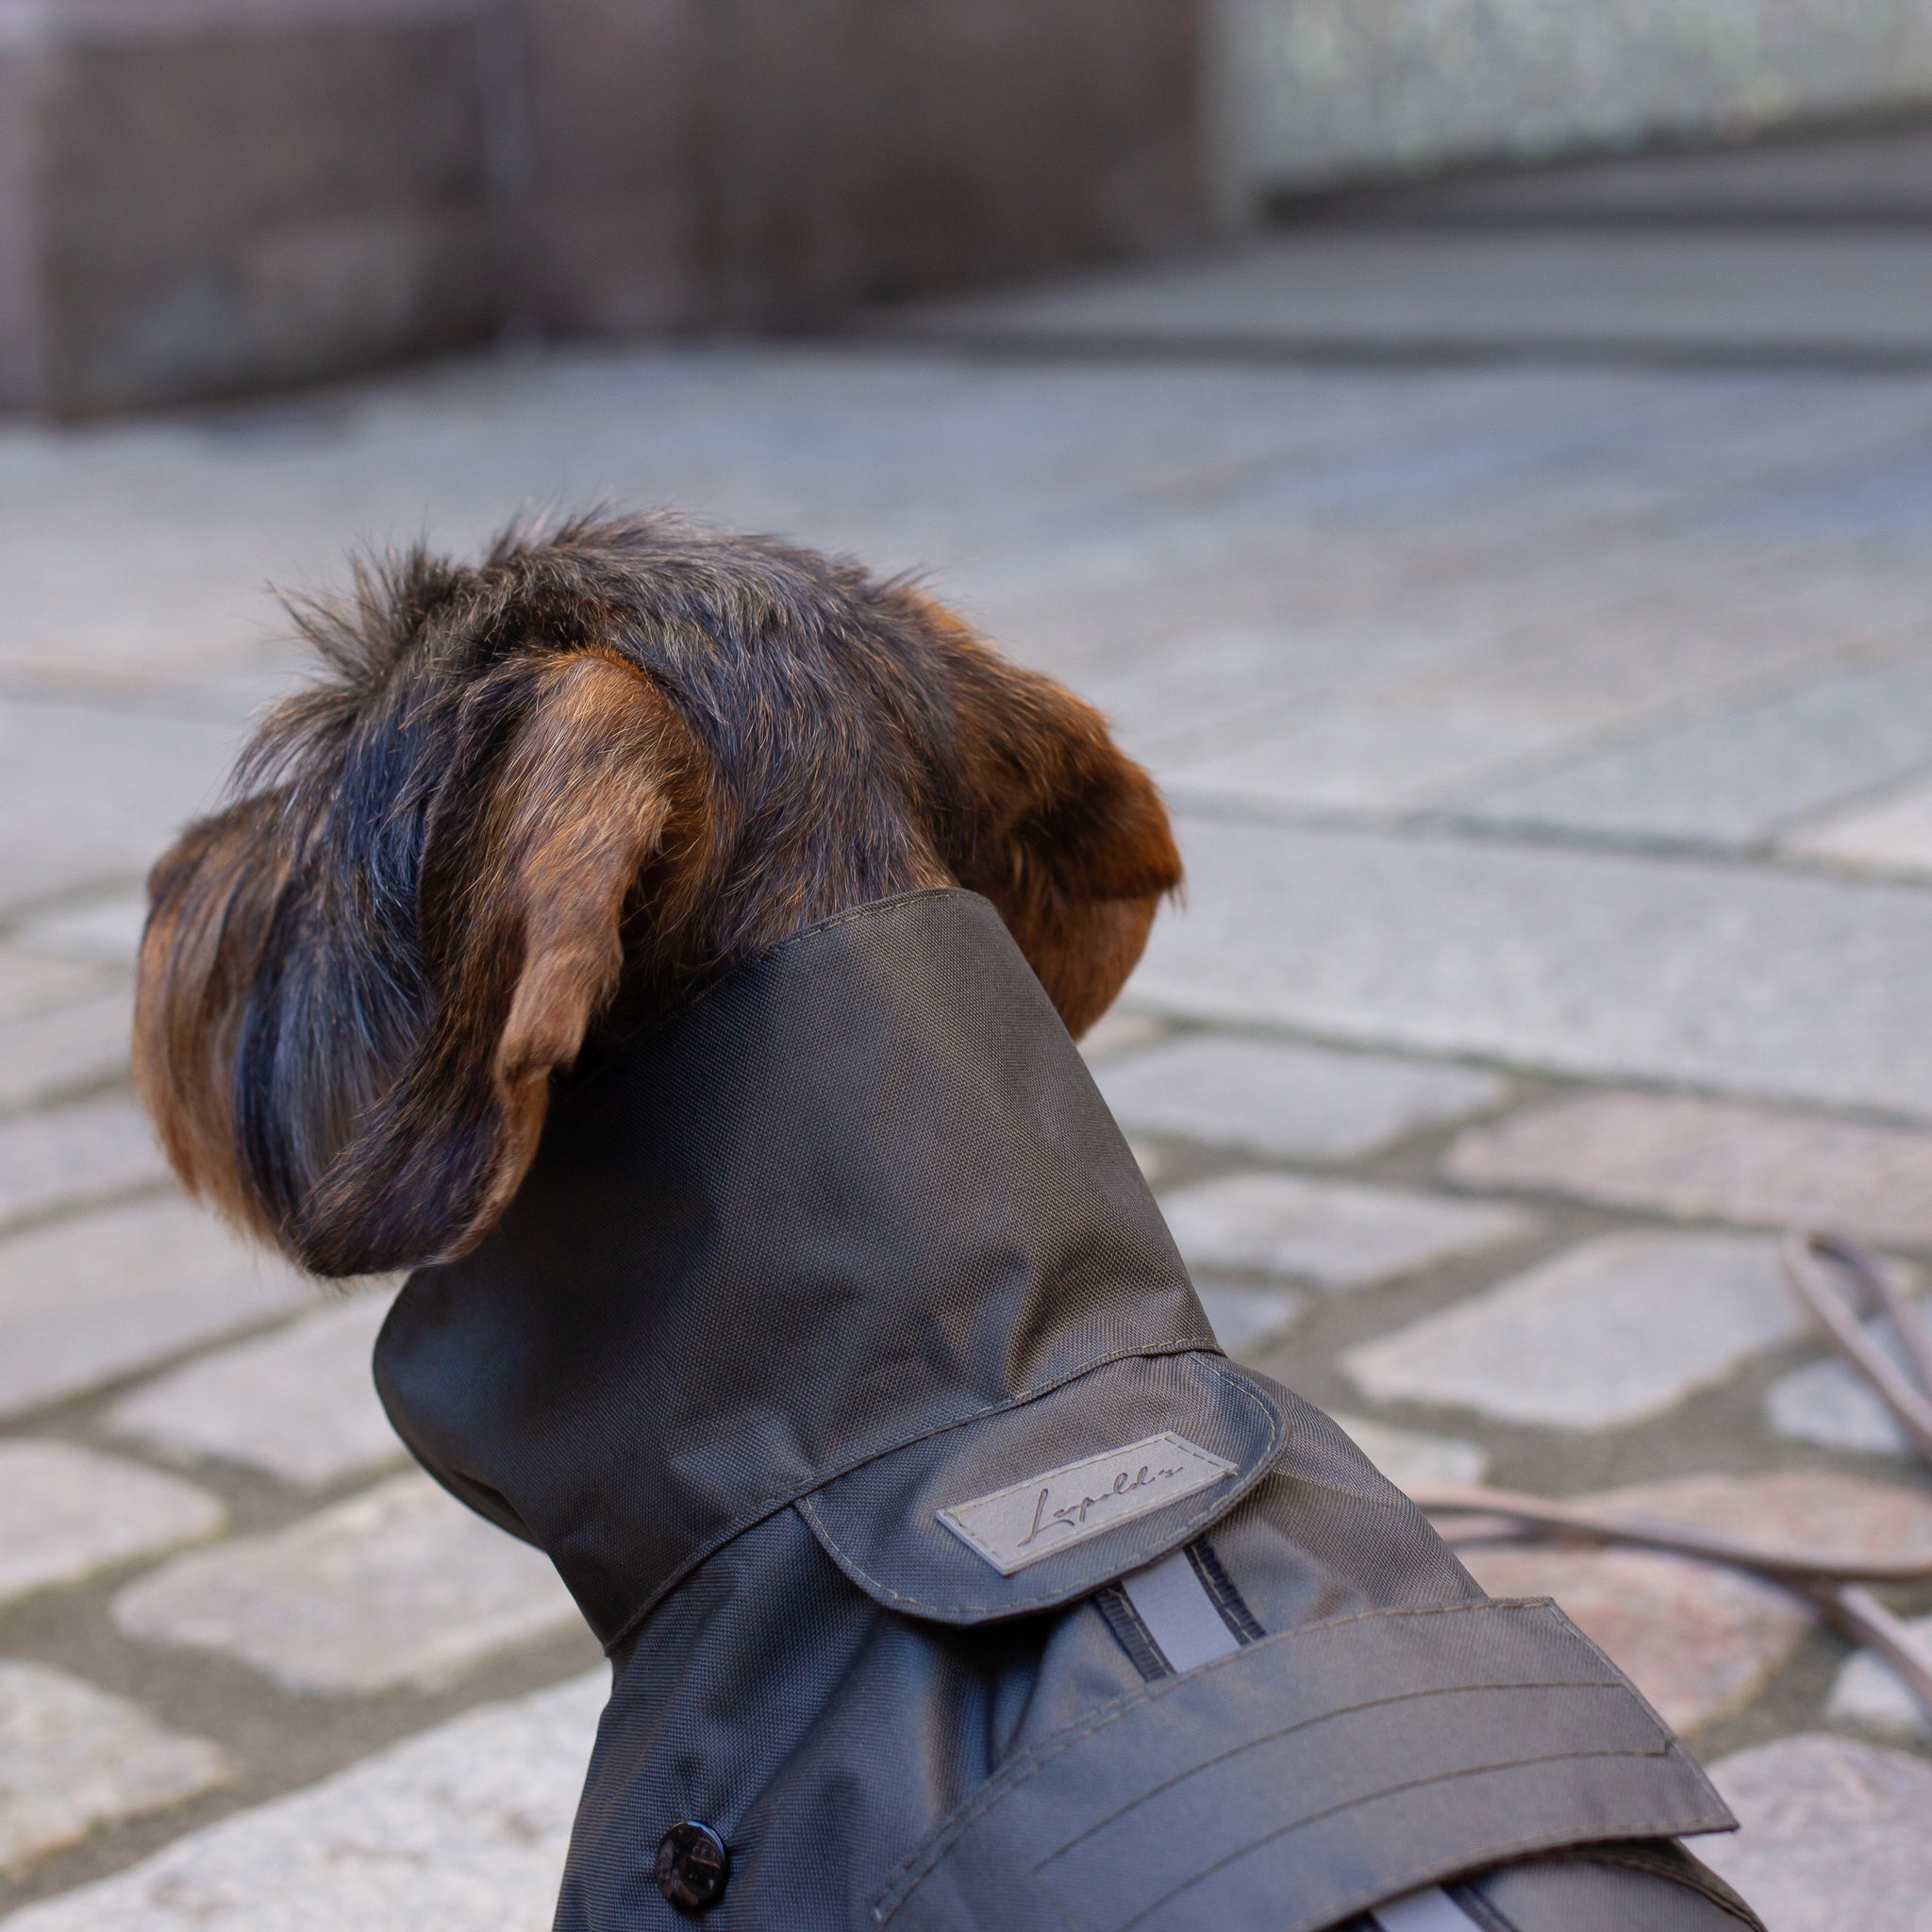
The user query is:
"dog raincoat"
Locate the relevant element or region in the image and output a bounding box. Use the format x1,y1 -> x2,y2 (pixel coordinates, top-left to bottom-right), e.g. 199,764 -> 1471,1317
375,890 -> 1762,1931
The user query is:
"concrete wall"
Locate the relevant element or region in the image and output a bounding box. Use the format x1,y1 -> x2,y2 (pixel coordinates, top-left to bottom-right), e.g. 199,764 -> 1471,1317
513,0 -> 1204,335
1214,0 -> 1932,210
4,0 -> 503,416
0,0 -> 1203,415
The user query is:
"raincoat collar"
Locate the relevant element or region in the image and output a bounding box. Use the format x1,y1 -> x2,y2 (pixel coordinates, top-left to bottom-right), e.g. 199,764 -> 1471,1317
375,889 -> 1218,1646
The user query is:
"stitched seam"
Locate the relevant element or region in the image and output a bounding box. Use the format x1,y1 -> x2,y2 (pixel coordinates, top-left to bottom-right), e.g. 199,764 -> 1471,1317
868,1599 -> 1640,1918
1298,1785 -> 1739,1932
1093,1585 -> 1174,1682
1441,1880 -> 1514,1932
792,1357 -> 1282,1620
1040,1684 -> 1664,1870
1265,1789 -> 1740,1932
1186,1536 -> 1265,1644
602,1338 -> 1224,1651
872,1601 -> 1578,1913
1566,1847 -> 1760,1924
798,1445 -> 1274,1618
1062,1746 -> 1714,1932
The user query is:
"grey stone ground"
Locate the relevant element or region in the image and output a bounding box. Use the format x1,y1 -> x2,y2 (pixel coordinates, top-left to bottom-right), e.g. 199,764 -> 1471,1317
6,129 -> 1932,1929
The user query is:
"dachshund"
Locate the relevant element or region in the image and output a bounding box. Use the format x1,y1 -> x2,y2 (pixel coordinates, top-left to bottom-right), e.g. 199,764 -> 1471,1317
129,514 -> 1755,1932
134,511 -> 1180,1280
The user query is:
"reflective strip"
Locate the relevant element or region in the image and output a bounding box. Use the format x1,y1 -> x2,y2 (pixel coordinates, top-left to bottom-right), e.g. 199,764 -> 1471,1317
1374,1887 -> 1481,1932
1120,1546 -> 1242,1674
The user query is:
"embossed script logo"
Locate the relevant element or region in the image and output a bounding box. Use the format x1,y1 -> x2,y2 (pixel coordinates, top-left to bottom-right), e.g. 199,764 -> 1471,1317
937,1433 -> 1238,1575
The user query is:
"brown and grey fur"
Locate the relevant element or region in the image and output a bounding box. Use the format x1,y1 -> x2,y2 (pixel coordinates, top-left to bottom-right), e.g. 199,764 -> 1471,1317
134,513 -> 1182,1281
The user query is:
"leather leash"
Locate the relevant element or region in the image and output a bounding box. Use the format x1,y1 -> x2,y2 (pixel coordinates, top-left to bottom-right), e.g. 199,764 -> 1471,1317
1410,1227 -> 1932,1726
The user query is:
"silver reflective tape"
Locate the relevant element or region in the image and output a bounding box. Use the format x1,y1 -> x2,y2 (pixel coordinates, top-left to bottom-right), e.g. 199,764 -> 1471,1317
1120,1546 -> 1241,1674
1374,1886 -> 1482,1932
937,1433 -> 1237,1575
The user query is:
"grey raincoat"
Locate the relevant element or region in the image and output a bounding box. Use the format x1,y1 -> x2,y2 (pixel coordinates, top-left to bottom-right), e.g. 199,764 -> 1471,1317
375,889 -> 1762,1932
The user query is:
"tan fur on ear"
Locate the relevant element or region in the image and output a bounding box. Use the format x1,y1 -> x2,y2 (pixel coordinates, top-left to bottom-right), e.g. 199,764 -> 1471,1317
905,593 -> 1183,1037
291,653 -> 701,1275
491,658 -> 679,1085
134,795 -> 294,1244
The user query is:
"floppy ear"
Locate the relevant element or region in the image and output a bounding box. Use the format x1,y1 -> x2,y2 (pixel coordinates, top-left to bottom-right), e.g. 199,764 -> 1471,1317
291,653 -> 697,1276
135,792 -> 300,1248
919,601 -> 1183,1037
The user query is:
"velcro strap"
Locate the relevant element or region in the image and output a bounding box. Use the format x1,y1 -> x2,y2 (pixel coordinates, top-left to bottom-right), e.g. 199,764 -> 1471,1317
870,1598 -> 1733,1932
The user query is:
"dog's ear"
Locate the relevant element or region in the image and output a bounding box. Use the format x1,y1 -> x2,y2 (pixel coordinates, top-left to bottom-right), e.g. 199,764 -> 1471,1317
135,792 -> 300,1250
290,653 -> 697,1276
915,599 -> 1182,1037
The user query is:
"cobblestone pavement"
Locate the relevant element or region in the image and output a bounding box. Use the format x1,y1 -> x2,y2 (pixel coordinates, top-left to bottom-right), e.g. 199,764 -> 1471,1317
6,136 -> 1932,1929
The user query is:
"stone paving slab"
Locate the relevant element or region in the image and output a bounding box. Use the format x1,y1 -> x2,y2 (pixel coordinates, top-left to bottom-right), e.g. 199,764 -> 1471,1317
1456,1542 -> 1807,1736
0,955 -> 116,1027
1134,818 -> 1932,1123
1449,656 -> 1932,849
1599,1469 -> 1932,1566
1065,498 -> 1874,769
1074,1008 -> 1167,1065
895,230 -> 1932,358
0,1672 -> 605,1932
1790,773 -> 1932,877
0,1443 -> 225,1606
0,994 -> 130,1113
112,1474 -> 583,1695
1159,1171 -> 1533,1291
1767,1315 -> 1929,1458
1699,1734 -> 1932,1932
1444,1091 -> 1932,1247
1828,1612 -> 1932,1744
1155,599 -> 1879,814
8,900 -> 145,969
0,1663 -> 230,1879
1344,1233 -> 1805,1429
0,356 -> 1576,694
0,1099 -> 167,1231
107,1291 -> 404,1488
1456,1471 -> 1932,1739
1326,1414 -> 1489,1490
1094,1034 -> 1505,1161
0,698 -> 237,913
0,1197 -> 307,1421
1193,1279 -> 1304,1355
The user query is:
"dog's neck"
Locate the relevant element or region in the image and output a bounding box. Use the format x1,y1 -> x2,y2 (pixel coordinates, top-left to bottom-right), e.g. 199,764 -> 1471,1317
375,888 -> 1212,1648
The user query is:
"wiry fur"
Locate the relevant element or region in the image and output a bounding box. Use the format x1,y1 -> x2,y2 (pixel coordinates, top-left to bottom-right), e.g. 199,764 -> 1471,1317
135,513 -> 1182,1279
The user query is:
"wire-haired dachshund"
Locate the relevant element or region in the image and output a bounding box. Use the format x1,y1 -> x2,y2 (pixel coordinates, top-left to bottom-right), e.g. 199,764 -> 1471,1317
135,513 -> 1180,1278
132,515 -> 1759,1932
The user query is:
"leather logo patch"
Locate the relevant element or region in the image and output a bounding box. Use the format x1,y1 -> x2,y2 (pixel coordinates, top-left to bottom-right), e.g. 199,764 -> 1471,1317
937,1433 -> 1238,1575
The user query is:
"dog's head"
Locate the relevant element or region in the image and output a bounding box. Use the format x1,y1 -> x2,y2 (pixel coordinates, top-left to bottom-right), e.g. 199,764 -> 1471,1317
135,514 -> 1180,1278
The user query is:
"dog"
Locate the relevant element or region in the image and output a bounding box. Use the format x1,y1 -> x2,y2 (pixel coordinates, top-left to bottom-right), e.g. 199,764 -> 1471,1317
134,515 -> 1761,1931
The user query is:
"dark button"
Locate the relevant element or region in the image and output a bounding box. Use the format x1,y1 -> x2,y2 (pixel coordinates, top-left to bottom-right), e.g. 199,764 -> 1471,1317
656,1820 -> 729,1913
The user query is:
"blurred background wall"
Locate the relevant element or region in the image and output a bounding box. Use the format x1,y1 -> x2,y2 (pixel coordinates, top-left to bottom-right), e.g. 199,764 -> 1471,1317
3,0 -> 1930,417
1215,0 -> 1932,211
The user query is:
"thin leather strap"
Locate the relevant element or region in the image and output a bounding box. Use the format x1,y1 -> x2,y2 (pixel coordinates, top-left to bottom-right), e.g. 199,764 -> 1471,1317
1415,1225 -> 1932,1729
1410,1484 -> 1932,1587
1782,1228 -> 1932,1459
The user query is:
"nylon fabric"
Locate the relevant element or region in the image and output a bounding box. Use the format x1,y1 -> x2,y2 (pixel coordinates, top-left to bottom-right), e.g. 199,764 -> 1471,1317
376,890 -> 1217,1645
366,890 -> 1760,1930
798,1353 -> 1281,1623
1455,1840 -> 1764,1928
869,1600 -> 1729,1932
